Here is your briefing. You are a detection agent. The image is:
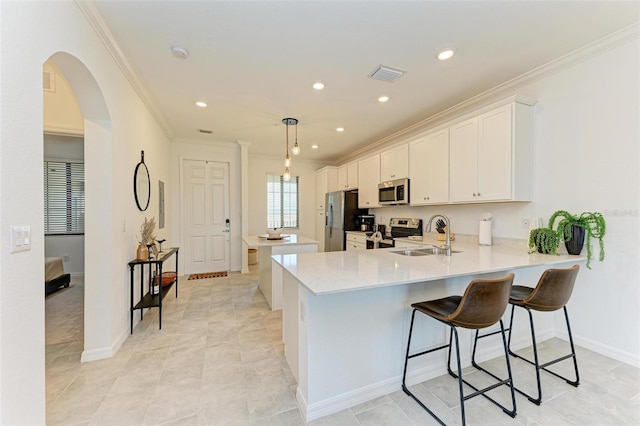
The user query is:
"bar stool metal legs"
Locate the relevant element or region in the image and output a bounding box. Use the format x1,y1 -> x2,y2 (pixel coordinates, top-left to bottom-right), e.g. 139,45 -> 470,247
402,311 -> 517,425
474,265 -> 581,406
506,304 -> 580,405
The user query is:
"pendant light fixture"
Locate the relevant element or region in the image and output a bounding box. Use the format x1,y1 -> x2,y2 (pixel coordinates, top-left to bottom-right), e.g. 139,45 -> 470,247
292,121 -> 300,155
282,118 -> 299,181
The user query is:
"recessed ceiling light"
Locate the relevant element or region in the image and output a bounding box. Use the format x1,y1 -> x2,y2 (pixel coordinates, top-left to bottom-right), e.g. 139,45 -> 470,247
171,45 -> 190,60
195,101 -> 207,108
312,144 -> 319,149
313,82 -> 325,90
436,48 -> 456,61
378,96 -> 389,103
336,127 -> 344,132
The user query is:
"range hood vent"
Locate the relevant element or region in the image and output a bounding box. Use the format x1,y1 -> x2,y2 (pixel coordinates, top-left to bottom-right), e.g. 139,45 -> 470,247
368,65 -> 406,83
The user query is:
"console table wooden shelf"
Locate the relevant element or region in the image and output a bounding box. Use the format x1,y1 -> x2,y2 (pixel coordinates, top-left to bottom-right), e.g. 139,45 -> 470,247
128,247 -> 179,334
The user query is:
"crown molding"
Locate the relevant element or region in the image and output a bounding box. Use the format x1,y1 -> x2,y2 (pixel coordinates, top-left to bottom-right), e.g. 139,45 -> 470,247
74,1 -> 175,141
172,138 -> 239,149
338,22 -> 639,165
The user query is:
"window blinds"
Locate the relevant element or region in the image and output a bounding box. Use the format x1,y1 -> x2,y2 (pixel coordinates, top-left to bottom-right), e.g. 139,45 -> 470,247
44,161 -> 85,234
266,174 -> 299,229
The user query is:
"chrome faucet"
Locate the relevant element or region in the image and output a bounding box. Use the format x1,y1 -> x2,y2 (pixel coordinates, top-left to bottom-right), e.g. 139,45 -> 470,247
426,214 -> 451,256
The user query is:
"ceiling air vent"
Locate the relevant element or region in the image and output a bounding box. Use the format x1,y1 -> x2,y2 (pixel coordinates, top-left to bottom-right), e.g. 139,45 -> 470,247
198,129 -> 213,134
368,65 -> 406,83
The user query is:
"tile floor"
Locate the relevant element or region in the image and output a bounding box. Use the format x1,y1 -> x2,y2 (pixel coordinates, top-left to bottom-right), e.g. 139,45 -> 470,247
46,266 -> 640,425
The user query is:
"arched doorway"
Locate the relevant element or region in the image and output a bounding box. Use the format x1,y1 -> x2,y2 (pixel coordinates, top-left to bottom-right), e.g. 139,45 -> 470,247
45,52 -> 113,362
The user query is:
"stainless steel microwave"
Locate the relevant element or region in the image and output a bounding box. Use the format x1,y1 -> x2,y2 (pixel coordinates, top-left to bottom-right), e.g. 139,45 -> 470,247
378,178 -> 409,205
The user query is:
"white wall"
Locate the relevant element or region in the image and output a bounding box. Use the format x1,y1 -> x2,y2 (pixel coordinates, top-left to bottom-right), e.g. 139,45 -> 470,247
248,156 -> 327,239
362,37 -> 640,366
0,2 -> 173,423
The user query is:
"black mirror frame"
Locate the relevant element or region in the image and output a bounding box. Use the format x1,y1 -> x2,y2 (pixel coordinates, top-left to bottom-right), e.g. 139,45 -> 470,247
134,150 -> 150,211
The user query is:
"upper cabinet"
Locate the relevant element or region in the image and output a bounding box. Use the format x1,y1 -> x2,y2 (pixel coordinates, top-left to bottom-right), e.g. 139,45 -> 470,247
338,162 -> 358,190
357,154 -> 381,208
450,100 -> 533,203
409,129 -> 449,206
380,144 -> 409,181
316,166 -> 338,210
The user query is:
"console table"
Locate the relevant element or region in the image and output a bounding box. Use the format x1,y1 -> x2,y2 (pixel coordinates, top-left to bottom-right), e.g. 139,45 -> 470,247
128,247 -> 179,334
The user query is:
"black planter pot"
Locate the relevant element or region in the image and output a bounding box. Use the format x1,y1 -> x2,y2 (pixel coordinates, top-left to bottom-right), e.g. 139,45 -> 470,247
565,225 -> 585,255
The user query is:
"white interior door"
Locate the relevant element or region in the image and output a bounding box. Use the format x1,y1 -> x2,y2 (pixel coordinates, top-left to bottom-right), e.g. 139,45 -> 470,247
183,159 -> 230,274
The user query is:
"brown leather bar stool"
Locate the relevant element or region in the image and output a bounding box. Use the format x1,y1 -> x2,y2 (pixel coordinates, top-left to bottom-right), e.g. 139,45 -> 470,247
474,264 -> 580,406
402,274 -> 517,426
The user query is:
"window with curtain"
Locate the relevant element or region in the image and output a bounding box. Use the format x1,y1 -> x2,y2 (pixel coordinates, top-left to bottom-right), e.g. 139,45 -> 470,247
44,161 -> 85,235
267,174 -> 299,229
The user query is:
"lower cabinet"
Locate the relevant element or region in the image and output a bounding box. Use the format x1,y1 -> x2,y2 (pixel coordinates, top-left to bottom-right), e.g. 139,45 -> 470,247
346,232 -> 367,251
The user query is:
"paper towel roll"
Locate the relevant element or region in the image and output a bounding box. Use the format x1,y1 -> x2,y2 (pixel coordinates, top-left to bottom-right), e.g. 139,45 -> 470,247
479,221 -> 492,246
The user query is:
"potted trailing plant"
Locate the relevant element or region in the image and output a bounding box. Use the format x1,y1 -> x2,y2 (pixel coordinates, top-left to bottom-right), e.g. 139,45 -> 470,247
529,228 -> 560,255
548,210 -> 606,269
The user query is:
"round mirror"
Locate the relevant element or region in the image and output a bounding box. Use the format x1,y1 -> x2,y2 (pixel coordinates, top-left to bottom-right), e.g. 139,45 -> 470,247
134,151 -> 150,211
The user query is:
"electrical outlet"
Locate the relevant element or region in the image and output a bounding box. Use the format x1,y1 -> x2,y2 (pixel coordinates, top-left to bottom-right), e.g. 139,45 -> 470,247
492,218 -> 497,229
300,300 -> 306,321
63,255 -> 70,262
522,218 -> 530,229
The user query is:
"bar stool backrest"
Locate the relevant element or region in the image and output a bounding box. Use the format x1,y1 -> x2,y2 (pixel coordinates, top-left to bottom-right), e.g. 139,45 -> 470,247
522,265 -> 580,312
448,273 -> 514,329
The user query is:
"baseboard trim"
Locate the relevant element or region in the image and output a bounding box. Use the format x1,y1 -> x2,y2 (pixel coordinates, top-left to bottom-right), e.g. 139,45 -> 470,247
560,331 -> 640,368
298,329 -> 554,422
80,327 -> 128,363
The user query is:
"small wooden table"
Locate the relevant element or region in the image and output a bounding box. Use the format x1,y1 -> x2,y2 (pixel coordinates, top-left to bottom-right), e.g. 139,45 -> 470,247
128,247 -> 179,334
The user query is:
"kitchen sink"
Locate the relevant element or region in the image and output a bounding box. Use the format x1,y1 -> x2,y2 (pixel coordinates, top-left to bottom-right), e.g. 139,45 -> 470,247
391,247 -> 461,256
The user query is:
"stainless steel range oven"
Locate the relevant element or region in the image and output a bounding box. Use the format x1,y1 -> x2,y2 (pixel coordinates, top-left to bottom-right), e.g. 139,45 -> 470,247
366,218 -> 422,248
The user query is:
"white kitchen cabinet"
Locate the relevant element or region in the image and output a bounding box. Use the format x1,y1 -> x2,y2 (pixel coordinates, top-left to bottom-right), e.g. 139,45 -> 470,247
357,154 -> 380,208
450,118 -> 479,202
316,210 -> 326,252
338,162 -> 358,190
409,130 -> 449,206
380,144 -> 409,181
449,100 -> 533,203
346,232 -> 367,251
316,166 -> 338,210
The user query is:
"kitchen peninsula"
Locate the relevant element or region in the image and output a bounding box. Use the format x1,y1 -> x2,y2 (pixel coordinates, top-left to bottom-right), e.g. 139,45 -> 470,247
273,241 -> 585,421
242,234 -> 318,309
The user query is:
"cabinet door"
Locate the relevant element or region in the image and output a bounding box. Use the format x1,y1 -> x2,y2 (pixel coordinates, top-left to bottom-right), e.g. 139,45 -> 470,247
338,166 -> 348,190
380,144 -> 409,181
409,137 -> 429,205
477,105 -> 512,201
316,167 -> 338,209
316,210 -> 325,252
411,130 -> 450,205
316,168 -> 328,210
338,163 -> 358,190
425,129 -> 450,204
347,163 -> 358,189
358,154 -> 380,208
449,118 -> 478,202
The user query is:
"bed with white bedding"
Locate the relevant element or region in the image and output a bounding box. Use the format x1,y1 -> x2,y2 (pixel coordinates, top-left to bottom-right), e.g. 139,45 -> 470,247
45,257 -> 70,295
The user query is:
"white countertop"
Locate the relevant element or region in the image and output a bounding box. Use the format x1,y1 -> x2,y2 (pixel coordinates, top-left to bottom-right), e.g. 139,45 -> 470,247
273,240 -> 584,295
243,234 -> 318,247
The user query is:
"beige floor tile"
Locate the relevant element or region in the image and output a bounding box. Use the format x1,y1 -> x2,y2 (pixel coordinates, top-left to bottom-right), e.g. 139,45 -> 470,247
46,269 -> 640,426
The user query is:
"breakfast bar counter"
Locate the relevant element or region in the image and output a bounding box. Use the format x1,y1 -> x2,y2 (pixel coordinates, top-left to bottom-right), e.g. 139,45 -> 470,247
272,241 -> 585,421
242,234 -> 318,310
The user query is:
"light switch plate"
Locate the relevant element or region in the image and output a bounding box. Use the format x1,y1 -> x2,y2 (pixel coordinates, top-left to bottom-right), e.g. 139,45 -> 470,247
10,225 -> 31,253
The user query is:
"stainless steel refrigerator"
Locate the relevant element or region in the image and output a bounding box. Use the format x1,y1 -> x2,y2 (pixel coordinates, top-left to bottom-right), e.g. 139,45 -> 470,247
325,190 -> 367,251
